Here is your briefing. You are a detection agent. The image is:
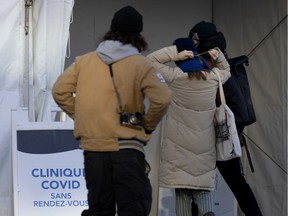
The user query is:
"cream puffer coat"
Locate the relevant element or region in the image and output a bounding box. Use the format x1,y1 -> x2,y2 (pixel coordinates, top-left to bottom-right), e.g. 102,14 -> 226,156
147,46 -> 230,191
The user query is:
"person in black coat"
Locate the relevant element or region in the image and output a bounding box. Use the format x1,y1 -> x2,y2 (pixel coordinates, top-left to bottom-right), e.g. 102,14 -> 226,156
188,21 -> 263,216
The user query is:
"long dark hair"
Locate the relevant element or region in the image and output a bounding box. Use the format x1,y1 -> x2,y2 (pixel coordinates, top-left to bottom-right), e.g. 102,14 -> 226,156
187,71 -> 208,80
197,32 -> 228,59
102,30 -> 148,52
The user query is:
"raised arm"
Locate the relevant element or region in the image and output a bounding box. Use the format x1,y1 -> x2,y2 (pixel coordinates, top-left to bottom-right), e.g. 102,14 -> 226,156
147,45 -> 192,82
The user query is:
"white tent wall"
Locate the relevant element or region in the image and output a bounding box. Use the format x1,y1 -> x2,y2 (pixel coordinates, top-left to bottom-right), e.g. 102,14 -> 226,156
213,0 -> 287,215
0,0 -> 73,215
32,0 -> 74,121
0,1 -> 24,216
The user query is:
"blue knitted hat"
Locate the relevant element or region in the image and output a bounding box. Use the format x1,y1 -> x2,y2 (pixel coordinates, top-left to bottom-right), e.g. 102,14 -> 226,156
173,37 -> 210,73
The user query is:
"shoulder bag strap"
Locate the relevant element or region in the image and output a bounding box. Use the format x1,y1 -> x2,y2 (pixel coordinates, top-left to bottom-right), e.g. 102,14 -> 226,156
108,64 -> 124,115
214,70 -> 226,105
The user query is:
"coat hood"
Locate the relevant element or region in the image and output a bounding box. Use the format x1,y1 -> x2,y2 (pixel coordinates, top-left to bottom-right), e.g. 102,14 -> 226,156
96,40 -> 139,65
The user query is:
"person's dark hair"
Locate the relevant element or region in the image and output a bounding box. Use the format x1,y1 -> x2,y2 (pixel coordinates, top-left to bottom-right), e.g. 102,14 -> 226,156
188,21 -> 228,59
197,32 -> 228,59
103,30 -> 148,52
188,71 -> 208,80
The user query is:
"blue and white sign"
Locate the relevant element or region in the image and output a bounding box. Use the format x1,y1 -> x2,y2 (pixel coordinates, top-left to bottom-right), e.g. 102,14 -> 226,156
12,121 -> 88,216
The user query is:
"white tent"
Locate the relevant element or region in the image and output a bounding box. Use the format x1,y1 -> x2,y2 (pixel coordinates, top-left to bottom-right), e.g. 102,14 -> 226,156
0,0 -> 286,216
0,0 -> 74,215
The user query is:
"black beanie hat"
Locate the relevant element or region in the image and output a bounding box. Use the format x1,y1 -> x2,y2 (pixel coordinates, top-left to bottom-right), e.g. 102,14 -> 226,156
188,21 -> 217,39
110,6 -> 143,33
188,21 -> 227,53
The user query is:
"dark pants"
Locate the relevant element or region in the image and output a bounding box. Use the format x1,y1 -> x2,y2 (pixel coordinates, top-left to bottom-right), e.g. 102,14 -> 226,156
81,149 -> 152,216
216,157 -> 263,216
192,158 -> 262,216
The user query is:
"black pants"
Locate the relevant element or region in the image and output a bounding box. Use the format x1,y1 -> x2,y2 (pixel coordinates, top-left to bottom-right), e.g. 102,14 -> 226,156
216,157 -> 263,216
81,149 -> 152,216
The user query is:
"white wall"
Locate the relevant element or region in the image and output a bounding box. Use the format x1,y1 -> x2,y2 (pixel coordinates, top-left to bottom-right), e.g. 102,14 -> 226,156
65,0 -> 213,67
214,0 -> 287,215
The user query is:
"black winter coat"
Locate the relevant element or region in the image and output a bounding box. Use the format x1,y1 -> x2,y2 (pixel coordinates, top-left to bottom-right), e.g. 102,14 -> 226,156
223,55 -> 256,127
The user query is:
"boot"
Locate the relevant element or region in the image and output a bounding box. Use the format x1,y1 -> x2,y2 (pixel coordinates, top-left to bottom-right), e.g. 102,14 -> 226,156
203,212 -> 215,216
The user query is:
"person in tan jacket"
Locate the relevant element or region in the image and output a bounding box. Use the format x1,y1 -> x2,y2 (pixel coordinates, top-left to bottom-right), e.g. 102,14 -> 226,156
147,38 -> 230,216
52,5 -> 170,216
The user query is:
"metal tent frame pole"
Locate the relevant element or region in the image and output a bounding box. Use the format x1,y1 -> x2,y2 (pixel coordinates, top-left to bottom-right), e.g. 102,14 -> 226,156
25,0 -> 35,122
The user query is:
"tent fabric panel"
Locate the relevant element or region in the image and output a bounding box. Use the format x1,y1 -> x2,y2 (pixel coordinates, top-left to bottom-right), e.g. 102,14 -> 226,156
214,0 -> 287,215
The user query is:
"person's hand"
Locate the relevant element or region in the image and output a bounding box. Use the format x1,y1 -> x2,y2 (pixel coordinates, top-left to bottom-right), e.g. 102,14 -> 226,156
208,48 -> 219,60
136,132 -> 152,143
178,50 -> 194,60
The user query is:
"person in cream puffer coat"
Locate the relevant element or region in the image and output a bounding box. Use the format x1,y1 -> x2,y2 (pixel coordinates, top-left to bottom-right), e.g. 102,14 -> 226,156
147,37 -> 230,216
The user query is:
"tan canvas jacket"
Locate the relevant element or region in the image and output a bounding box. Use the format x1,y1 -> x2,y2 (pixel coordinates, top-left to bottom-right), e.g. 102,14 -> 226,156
52,51 -> 170,151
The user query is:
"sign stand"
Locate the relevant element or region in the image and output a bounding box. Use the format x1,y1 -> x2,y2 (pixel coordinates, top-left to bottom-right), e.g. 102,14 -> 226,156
12,109 -> 88,216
